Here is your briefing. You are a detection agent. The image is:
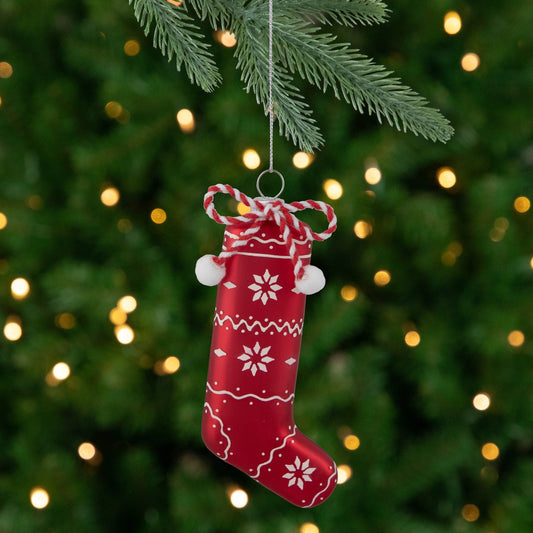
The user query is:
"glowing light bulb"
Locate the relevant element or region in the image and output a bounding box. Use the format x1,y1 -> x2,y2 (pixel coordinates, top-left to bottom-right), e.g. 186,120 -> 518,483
0,62 -> 13,78
374,270 -> 391,287
444,11 -> 462,35
52,362 -> 71,381
100,187 -> 120,206
364,166 -> 382,185
0,212 -> 7,229
216,31 -> 237,47
78,442 -> 97,461
300,523 -> 319,533
461,504 -> 480,522
30,488 -> 50,509
343,434 -> 360,451
229,488 -> 248,508
163,356 -> 181,374
508,330 -> 525,347
514,196 -> 531,213
4,317 -> 22,341
437,167 -> 457,189
151,208 -> 167,224
124,40 -> 140,56
323,179 -> 343,200
340,285 -> 358,302
337,464 -> 353,484
104,101 -> 122,119
177,108 -> 195,133
242,149 -> 261,169
481,443 -> 500,461
118,295 -> 137,313
461,53 -> 480,72
11,277 -> 30,299
109,307 -> 127,325
353,220 -> 372,239
473,393 -> 491,411
115,325 -> 134,344
292,152 -> 313,169
404,330 -> 421,347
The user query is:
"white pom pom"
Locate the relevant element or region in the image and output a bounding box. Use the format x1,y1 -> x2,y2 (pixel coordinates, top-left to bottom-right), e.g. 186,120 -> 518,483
195,254 -> 226,286
294,264 -> 325,295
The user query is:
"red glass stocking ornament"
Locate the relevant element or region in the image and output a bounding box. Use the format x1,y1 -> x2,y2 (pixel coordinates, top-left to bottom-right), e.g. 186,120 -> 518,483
196,184 -> 338,508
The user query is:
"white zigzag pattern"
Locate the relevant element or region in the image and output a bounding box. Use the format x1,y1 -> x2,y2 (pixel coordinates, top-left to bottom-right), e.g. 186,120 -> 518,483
303,467 -> 338,508
226,232 -> 309,246
251,428 -> 297,479
204,402 -> 232,460
214,313 -> 303,336
206,382 -> 294,403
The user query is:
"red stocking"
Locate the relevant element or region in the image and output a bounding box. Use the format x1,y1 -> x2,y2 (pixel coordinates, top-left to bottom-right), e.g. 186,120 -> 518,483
196,185 -> 337,508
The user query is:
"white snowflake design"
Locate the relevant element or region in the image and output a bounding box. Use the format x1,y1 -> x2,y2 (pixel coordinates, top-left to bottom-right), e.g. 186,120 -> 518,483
248,269 -> 282,305
283,457 -> 316,490
237,342 -> 275,376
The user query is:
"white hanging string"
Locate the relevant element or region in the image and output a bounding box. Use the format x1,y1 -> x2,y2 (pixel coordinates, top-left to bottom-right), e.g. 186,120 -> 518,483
256,0 -> 285,198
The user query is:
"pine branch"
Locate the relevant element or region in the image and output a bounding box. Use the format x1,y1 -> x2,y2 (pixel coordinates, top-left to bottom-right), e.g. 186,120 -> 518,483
131,0 -> 454,150
129,0 -> 221,92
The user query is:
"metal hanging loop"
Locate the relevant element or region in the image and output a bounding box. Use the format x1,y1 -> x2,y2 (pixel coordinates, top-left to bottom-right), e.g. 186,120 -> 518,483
256,169 -> 285,199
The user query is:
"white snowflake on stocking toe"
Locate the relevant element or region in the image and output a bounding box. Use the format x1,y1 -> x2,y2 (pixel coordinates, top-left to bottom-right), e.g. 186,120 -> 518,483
283,457 -> 316,490
248,269 -> 282,305
238,342 -> 275,376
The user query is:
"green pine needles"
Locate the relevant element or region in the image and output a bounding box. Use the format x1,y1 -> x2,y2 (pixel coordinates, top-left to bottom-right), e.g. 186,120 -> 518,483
130,0 -> 454,151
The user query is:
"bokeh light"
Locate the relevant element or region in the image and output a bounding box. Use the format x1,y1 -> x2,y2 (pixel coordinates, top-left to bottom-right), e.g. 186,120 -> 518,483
118,295 -> 137,313
104,101 -> 122,119
461,504 -> 480,522
481,442 -> 500,461
0,212 -> 7,229
11,277 -> 30,299
437,167 -> 457,189
461,53 -> 480,72
242,149 -> 261,169
4,317 -> 22,341
404,330 -> 421,347
216,30 -> 237,47
109,307 -> 127,326
473,393 -> 491,411
163,356 -> 181,374
337,464 -> 353,484
323,179 -> 343,200
229,488 -> 248,508
177,108 -> 195,133
52,362 -> 71,381
508,330 -> 525,347
364,166 -> 382,185
514,196 -> 531,213
444,11 -> 462,35
78,442 -> 97,461
374,270 -> 391,287
151,208 -> 167,224
124,39 -> 140,56
343,434 -> 360,451
115,325 -> 134,344
0,61 -> 13,78
292,151 -> 313,169
353,220 -> 372,239
300,523 -> 319,533
55,312 -> 76,329
100,187 -> 120,206
30,488 -> 50,509
340,285 -> 358,302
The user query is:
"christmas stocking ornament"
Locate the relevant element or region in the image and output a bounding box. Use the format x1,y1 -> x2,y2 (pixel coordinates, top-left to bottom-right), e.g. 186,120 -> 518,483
196,184 -> 338,507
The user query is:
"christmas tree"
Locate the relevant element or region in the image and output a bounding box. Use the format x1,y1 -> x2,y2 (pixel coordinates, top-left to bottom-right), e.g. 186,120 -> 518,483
1,0 -> 533,531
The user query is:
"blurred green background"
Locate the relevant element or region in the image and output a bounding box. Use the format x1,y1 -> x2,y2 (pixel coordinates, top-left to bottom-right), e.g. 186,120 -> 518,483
1,0 -> 533,531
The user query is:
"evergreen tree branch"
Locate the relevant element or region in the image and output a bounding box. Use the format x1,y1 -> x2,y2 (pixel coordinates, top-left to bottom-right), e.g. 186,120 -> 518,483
265,14 -> 454,142
129,0 -> 221,92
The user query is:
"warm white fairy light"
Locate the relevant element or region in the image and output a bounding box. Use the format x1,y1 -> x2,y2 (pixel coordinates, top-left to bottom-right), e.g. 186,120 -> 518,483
30,487 -> 50,509
0,212 -> 7,229
109,307 -> 127,326
508,330 -> 525,347
300,522 -> 319,533
4,317 -> 22,341
177,108 -> 195,132
364,166 -> 382,185
343,434 -> 360,451
242,149 -> 261,169
52,362 -> 71,381
444,11 -> 462,35
340,285 -> 358,302
473,393 -> 491,411
404,330 -> 421,347
0,61 -> 13,79
162,356 -> 181,374
353,220 -> 372,239
229,488 -> 249,508
78,442 -> 97,461
292,151 -> 313,169
100,187 -> 120,206
124,39 -> 140,56
374,270 -> 391,287
11,277 -> 30,299
151,208 -> 167,224
481,442 -> 500,461
115,324 -> 134,344
323,179 -> 343,200
513,196 -> 531,213
337,464 -> 353,484
216,30 -> 237,47
461,53 -> 480,72
118,295 -> 137,313
437,167 -> 457,189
